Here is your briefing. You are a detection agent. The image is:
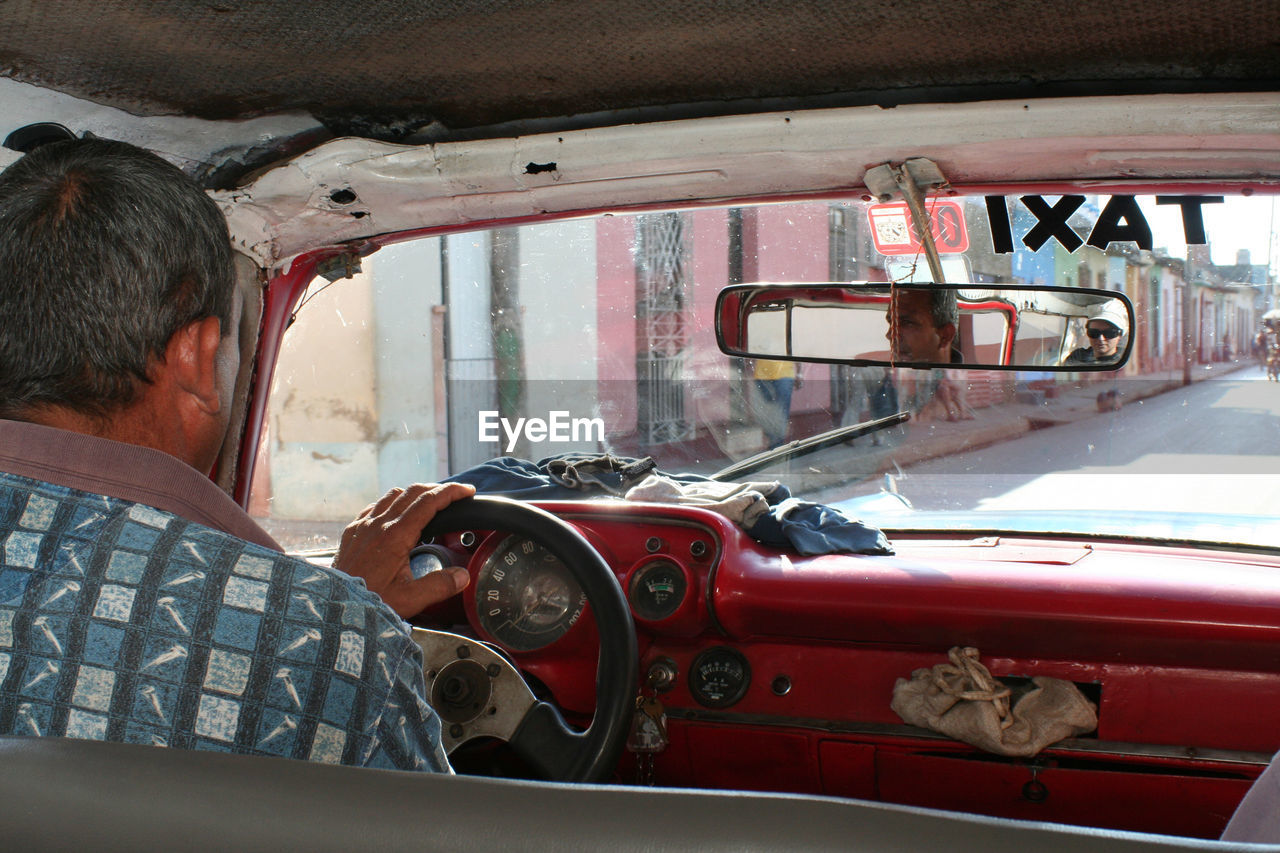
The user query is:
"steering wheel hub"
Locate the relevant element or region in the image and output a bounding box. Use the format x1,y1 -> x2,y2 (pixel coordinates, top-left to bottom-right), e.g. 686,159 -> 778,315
430,659 -> 492,724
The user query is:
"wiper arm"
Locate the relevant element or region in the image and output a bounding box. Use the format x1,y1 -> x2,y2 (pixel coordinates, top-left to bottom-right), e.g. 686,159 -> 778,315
709,411 -> 910,482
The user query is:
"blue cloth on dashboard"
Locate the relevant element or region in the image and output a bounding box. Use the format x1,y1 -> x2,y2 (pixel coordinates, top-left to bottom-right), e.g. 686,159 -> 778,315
446,454 -> 892,556
446,453 -> 657,498
749,497 -> 892,556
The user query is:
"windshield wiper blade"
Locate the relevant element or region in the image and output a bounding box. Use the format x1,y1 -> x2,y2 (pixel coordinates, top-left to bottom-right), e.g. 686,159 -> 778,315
709,411 -> 910,482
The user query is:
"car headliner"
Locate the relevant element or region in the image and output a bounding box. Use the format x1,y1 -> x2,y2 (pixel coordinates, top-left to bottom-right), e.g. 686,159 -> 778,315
2,0 -> 1279,184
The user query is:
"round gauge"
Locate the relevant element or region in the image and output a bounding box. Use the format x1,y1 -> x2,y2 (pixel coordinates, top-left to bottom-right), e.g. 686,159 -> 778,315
475,535 -> 587,652
628,560 -> 688,621
689,647 -> 751,709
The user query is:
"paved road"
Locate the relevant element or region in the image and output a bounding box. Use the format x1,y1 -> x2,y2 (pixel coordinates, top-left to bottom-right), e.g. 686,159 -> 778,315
820,365 -> 1280,516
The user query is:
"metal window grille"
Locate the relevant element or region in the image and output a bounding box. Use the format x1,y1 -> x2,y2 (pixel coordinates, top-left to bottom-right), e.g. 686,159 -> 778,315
829,204 -> 864,283
635,213 -> 693,445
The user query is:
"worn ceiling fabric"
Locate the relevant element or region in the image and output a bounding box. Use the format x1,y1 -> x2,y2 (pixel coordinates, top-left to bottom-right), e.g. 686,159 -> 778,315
1,0 -> 1278,138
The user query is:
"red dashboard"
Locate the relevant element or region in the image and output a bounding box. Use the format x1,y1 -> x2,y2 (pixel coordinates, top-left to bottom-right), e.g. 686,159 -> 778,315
424,500 -> 1280,838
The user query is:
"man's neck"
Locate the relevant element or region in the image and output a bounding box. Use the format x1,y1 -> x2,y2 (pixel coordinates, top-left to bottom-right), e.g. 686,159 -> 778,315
16,404 -> 111,437
13,402 -> 206,473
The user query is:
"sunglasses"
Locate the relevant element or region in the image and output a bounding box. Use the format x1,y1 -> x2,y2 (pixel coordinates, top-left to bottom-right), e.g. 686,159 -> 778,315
1087,326 -> 1122,340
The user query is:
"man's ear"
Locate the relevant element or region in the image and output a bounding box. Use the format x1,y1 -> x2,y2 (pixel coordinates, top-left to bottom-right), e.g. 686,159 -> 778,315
938,322 -> 957,351
165,316 -> 225,415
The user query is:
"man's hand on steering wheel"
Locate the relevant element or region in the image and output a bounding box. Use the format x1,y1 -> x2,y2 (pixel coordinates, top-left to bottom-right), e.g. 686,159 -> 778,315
332,482 -> 476,618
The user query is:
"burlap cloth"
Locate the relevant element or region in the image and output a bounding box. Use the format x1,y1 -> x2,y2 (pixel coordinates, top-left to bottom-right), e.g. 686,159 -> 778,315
891,646 -> 1098,757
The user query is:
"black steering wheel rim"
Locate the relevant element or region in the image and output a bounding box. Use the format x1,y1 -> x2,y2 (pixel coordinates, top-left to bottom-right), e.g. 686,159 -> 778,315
420,495 -> 638,782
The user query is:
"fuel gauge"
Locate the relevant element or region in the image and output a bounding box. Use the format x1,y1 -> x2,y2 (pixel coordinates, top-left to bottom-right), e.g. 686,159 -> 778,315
628,559 -> 688,621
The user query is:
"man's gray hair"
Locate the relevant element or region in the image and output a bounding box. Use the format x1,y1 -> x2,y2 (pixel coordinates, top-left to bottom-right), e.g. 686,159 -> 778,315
929,287 -> 959,329
0,137 -> 235,419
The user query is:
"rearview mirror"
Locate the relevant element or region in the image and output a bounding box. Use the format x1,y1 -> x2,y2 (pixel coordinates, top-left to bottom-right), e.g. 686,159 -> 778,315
715,282 -> 1134,371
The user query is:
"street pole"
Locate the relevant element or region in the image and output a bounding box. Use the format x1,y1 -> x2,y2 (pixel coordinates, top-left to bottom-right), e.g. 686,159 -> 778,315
1182,252 -> 1195,386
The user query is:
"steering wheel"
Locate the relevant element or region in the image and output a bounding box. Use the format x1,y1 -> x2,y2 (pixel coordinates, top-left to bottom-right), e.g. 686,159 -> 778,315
416,495 -> 638,782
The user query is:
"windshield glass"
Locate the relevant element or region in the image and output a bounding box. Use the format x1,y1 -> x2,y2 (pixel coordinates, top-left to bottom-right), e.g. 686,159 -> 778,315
251,193 -> 1280,551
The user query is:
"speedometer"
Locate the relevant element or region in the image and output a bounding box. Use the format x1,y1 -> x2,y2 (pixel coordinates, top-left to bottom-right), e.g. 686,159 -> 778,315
475,535 -> 587,651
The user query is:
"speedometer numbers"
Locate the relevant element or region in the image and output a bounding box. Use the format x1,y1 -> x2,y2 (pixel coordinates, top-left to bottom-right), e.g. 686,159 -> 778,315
475,536 -> 586,652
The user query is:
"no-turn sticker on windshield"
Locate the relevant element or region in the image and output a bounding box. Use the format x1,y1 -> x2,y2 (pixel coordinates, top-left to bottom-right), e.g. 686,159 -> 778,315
869,201 -> 969,255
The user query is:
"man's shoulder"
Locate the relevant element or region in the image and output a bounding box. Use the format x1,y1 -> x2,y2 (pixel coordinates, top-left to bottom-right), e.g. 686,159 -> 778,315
0,470 -> 391,620
0,421 -> 279,550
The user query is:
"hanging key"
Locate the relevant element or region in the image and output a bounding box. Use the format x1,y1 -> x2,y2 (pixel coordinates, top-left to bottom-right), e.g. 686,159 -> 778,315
641,695 -> 668,748
626,693 -> 669,786
626,694 -> 669,754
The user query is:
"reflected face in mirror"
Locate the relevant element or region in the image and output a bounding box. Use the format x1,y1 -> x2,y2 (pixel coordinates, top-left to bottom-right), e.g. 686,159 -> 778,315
1086,320 -> 1122,359
885,289 -> 957,363
716,282 -> 1132,372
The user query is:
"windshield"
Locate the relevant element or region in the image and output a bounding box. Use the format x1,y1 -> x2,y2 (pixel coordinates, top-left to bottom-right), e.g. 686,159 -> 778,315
252,193 -> 1280,552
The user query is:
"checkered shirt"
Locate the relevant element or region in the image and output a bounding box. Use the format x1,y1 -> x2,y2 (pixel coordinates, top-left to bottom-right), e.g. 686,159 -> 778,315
0,471 -> 450,772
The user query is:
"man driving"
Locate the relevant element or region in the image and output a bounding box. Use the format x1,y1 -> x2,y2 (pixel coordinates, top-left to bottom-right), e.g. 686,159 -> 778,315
884,287 -> 971,422
0,138 -> 470,770
885,287 -> 960,364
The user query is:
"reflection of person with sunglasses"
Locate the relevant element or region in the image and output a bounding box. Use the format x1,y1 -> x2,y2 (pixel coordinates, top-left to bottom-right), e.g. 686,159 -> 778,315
1062,301 -> 1128,365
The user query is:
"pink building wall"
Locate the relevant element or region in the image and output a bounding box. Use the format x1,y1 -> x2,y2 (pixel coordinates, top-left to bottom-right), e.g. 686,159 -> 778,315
595,203 -> 841,449
686,210 -> 734,426
744,204 -> 833,414
596,214 -> 639,434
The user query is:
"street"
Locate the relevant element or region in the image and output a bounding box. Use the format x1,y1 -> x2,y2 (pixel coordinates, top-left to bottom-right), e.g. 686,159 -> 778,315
814,365 -> 1280,516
